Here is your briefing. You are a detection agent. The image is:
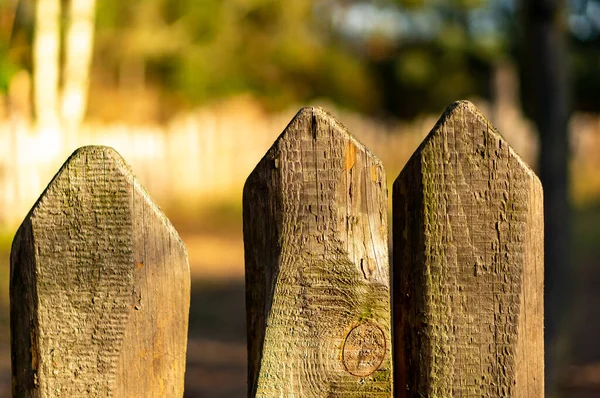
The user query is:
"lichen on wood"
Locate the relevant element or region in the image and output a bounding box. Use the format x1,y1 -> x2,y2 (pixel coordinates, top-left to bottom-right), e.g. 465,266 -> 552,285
10,146 -> 190,397
392,101 -> 544,397
243,107 -> 392,397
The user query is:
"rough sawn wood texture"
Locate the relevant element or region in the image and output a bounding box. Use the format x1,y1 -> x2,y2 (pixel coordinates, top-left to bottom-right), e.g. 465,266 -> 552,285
243,107 -> 392,397
393,101 -> 544,397
10,146 -> 190,397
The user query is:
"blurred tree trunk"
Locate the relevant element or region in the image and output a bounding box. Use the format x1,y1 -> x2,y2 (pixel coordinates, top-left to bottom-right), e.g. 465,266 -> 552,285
523,0 -> 571,394
32,0 -> 96,153
33,0 -> 60,132
61,0 -> 96,151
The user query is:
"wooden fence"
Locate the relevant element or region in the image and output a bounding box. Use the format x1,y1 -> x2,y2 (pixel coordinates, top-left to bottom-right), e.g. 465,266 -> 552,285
9,100 -> 543,397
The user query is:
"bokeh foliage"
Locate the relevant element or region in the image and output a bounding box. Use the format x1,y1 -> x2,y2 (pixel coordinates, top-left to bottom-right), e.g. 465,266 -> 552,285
94,0 -> 380,112
1,0 -> 600,118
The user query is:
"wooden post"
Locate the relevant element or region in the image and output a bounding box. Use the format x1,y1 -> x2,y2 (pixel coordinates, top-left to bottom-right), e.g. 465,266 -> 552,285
243,107 -> 392,397
10,146 -> 190,397
392,101 -> 544,397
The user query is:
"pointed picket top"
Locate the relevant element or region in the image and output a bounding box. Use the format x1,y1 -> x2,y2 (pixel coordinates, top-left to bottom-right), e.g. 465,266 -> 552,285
10,146 -> 190,397
392,101 -> 543,397
25,146 -> 181,238
243,107 -> 392,397
411,100 -> 538,179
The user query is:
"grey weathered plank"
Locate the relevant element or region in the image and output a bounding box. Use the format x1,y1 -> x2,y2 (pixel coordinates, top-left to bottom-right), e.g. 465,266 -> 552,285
243,107 -> 392,397
392,101 -> 544,397
10,146 -> 190,397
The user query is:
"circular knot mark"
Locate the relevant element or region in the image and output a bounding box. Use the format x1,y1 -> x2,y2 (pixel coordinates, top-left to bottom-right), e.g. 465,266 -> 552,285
342,322 -> 386,377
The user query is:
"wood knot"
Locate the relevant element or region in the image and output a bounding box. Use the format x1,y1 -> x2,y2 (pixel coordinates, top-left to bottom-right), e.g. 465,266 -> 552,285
342,322 -> 386,377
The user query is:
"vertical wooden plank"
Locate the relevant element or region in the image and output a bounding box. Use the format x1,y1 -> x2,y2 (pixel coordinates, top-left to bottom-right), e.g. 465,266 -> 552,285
392,101 -> 544,397
10,146 -> 190,397
243,107 -> 392,397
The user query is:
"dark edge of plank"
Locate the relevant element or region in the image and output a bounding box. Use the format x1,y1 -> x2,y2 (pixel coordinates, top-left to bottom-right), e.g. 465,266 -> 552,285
10,218 -> 39,397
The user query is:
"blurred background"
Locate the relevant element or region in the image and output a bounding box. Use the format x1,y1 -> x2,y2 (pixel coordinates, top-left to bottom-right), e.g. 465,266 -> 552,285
0,0 -> 598,396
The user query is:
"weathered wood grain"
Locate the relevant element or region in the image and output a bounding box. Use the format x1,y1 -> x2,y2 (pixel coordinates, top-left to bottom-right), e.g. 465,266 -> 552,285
392,101 -> 544,397
10,146 -> 190,397
243,107 -> 392,397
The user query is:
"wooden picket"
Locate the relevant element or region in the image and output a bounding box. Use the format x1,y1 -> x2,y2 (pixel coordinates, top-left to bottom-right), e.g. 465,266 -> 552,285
392,101 -> 544,397
10,146 -> 190,397
243,107 -> 393,396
